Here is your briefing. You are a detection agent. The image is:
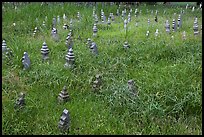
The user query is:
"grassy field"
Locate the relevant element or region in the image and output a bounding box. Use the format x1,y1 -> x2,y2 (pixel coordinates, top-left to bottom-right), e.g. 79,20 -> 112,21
2,2 -> 202,135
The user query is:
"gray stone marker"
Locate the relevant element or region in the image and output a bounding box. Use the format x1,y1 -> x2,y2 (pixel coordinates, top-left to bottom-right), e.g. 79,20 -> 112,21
107,17 -> 111,26
128,13 -> 131,23
22,52 -> 31,70
182,31 -> 186,40
93,24 -> 98,37
52,17 -> 57,28
177,14 -> 182,29
33,27 -> 38,37
57,15 -> 60,24
2,40 -> 13,63
92,74 -> 102,92
95,14 -> 99,24
155,29 -> 159,37
77,11 -> 81,21
193,17 -> 199,35
165,20 -> 170,33
58,86 -> 70,103
42,21 -> 46,27
148,19 -> 150,26
63,23 -> 68,30
124,19 -> 128,31
128,80 -> 138,96
116,9 -> 119,16
172,19 -> 176,32
51,28 -> 59,42
58,109 -> 70,131
146,30 -> 150,37
64,48 -> 75,68
63,13 -> 67,21
86,38 -> 92,48
41,42 -> 49,62
14,92 -> 25,109
65,34 -> 73,50
90,42 -> 98,55
123,41 -> 130,49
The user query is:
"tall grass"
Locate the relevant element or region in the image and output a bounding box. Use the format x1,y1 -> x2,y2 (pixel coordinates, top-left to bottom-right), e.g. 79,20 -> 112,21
2,2 -> 202,135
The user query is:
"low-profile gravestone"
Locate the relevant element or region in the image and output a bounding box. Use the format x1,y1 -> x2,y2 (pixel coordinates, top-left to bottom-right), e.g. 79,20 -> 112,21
64,48 -> 75,68
63,23 -> 69,30
146,30 -> 150,37
58,86 -> 70,103
182,31 -> 186,40
92,74 -> 102,92
155,29 -> 159,37
22,52 -> 31,70
86,38 -> 92,48
128,80 -> 138,96
41,42 -> 49,62
57,15 -> 60,24
123,41 -> 130,49
14,92 -> 25,109
58,109 -> 70,132
33,27 -> 38,37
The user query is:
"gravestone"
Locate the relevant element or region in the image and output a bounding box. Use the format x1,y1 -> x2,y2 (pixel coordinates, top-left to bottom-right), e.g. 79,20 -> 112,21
14,92 -> 25,109
148,19 -> 150,25
42,21 -> 46,27
33,27 -> 38,37
107,17 -> 111,26
86,38 -> 92,48
177,14 -> 182,29
116,9 -> 119,16
64,48 -> 75,68
2,40 -> 13,64
51,28 -> 59,42
69,19 -> 73,30
41,42 -> 49,62
95,14 -> 98,24
63,13 -> 67,21
52,17 -> 57,28
57,15 -> 60,24
2,40 -> 7,53
123,41 -> 130,49
182,31 -> 186,40
90,42 -> 98,55
63,23 -> 69,30
186,4 -> 188,9
172,19 -> 176,32
165,20 -> 170,33
193,19 -> 199,35
146,30 -> 150,37
128,13 -> 131,23
58,86 -> 70,103
155,29 -> 159,37
192,6 -> 195,12
93,24 -> 98,37
58,109 -> 70,131
22,52 -> 31,70
92,74 -> 102,92
127,80 -> 138,96
77,11 -> 81,21
65,35 -> 73,50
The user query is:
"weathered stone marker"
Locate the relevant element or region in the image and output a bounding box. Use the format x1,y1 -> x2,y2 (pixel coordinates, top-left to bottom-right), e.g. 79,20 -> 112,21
22,52 -> 31,70
58,109 -> 70,132
58,86 -> 70,103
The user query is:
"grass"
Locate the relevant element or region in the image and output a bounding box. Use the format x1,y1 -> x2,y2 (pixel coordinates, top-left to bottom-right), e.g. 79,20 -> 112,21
2,2 -> 202,135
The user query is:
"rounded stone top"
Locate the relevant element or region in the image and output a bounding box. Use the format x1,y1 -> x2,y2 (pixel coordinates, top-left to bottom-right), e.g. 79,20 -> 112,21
2,40 -> 6,45
43,42 -> 46,45
128,80 -> 134,84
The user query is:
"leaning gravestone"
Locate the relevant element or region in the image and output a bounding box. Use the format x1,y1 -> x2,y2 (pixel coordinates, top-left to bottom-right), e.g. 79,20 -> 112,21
58,109 -> 70,132
177,14 -> 182,29
58,86 -> 70,103
64,48 -> 75,68
63,23 -> 69,30
22,52 -> 31,70
41,42 -> 49,62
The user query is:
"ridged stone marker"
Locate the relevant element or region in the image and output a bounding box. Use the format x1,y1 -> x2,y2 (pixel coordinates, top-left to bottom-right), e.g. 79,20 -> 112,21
124,41 -> 130,49
41,42 -> 49,62
64,48 -> 75,68
58,86 -> 70,103
93,24 -> 98,37
58,109 -> 70,132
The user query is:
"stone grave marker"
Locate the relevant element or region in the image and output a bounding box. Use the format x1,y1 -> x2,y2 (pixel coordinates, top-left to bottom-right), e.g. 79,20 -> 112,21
22,52 -> 31,70
58,109 -> 70,132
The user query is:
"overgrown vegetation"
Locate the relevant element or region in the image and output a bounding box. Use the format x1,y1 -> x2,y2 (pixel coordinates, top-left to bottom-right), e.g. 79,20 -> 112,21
2,2 -> 202,135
